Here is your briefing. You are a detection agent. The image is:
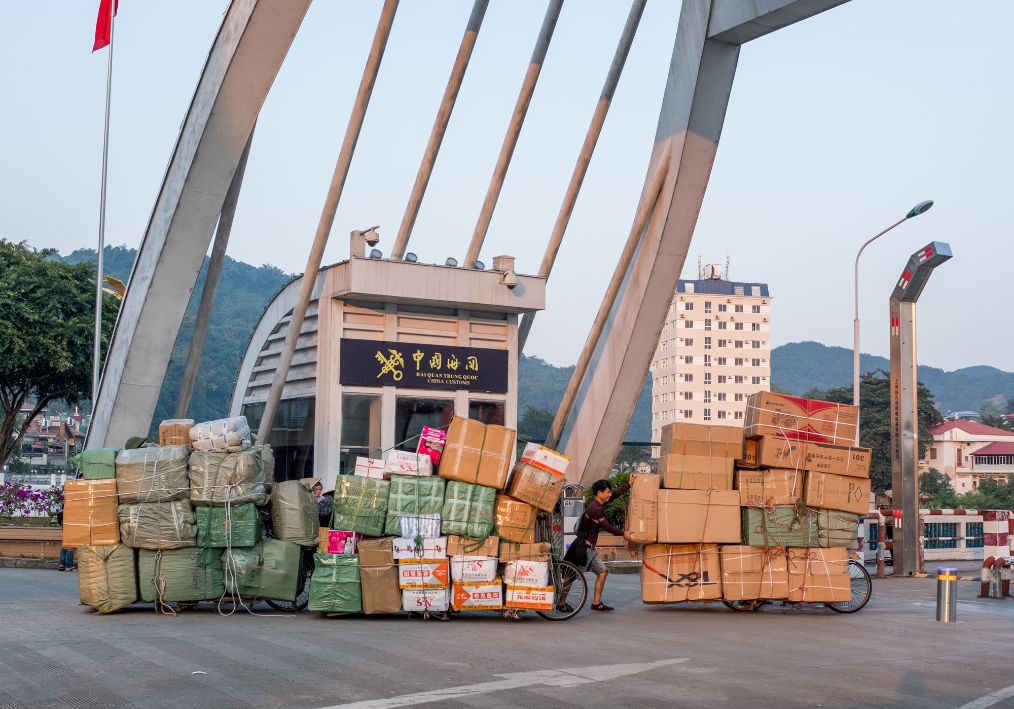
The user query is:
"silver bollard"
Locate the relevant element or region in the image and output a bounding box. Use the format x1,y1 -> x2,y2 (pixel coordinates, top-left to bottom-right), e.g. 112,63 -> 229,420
936,567 -> 958,623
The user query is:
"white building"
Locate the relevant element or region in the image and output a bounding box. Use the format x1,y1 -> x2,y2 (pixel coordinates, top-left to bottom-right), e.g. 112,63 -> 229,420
920,420 -> 1014,492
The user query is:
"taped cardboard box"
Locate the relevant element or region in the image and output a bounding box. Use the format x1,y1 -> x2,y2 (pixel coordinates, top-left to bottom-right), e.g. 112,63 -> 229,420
505,585 -> 554,611
358,537 -> 395,566
519,443 -> 570,476
719,545 -> 789,601
159,419 -> 194,447
803,441 -> 871,479
656,489 -> 741,544
402,587 -> 449,613
504,559 -> 549,588
741,436 -> 871,478
392,536 -> 447,561
360,565 -> 402,614
660,423 -> 744,459
452,579 -> 503,611
441,481 -> 496,539
139,547 -> 224,603
804,471 -> 871,515
741,506 -> 818,548
385,474 -> 445,536
449,555 -> 498,583
398,559 -> 450,589
736,468 -> 804,508
308,553 -> 362,613
63,479 -> 119,548
332,476 -> 390,537
506,463 -> 565,512
78,544 -> 136,614
739,436 -> 805,470
641,544 -> 722,603
660,454 -> 734,491
787,547 -> 851,602
498,541 -> 550,563
815,509 -> 860,550
448,534 -> 499,558
494,494 -> 536,543
438,416 -> 516,490
744,392 -> 858,447
115,446 -> 190,504
188,445 -> 272,506
624,473 -> 660,545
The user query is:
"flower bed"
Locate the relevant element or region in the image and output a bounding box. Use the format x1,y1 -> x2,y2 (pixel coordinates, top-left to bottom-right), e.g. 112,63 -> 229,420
0,482 -> 63,521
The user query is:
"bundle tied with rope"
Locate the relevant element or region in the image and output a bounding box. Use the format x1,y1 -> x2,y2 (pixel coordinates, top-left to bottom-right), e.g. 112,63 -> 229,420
270,479 -> 319,546
385,473 -> 445,537
332,476 -> 390,537
786,547 -> 851,602
189,416 -> 252,453
222,538 -> 303,603
719,545 -> 789,601
742,500 -> 818,548
77,544 -> 137,614
139,548 -> 225,613
308,553 -> 362,613
117,500 -> 197,550
188,445 -> 272,507
115,446 -> 190,504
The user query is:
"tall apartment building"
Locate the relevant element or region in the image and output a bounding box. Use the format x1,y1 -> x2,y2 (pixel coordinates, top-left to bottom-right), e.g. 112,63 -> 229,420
651,267 -> 772,443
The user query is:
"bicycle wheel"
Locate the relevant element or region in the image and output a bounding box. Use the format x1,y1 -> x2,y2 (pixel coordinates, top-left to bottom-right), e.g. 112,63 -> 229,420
536,559 -> 587,621
722,599 -> 764,612
827,559 -> 872,613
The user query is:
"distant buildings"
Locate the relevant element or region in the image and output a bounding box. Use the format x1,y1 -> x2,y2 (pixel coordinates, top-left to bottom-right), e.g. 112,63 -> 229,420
919,420 -> 1014,492
4,405 -> 86,477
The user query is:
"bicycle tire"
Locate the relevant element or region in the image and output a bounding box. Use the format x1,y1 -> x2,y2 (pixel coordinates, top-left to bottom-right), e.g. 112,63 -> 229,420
265,547 -> 314,612
722,599 -> 764,612
827,559 -> 872,613
536,559 -> 587,621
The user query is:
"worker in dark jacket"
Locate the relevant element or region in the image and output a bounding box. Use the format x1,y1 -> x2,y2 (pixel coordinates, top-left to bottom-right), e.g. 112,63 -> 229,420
579,478 -> 635,611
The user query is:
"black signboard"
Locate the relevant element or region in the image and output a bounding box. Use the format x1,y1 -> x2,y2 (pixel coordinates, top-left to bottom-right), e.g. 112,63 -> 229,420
339,338 -> 509,393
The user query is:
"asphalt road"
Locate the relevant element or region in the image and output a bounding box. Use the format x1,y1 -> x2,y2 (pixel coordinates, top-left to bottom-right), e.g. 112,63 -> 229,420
2,567 -> 1014,708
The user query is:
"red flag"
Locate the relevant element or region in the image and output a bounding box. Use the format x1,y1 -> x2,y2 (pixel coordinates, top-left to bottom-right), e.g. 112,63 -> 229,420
92,0 -> 119,52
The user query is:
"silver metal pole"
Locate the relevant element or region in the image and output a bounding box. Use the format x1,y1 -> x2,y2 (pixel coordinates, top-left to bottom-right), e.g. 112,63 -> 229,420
936,567 -> 957,622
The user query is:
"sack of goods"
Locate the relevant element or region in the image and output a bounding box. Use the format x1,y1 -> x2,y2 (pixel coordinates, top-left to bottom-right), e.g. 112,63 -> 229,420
118,500 -> 197,550
438,416 -> 516,489
195,504 -> 262,548
270,480 -> 319,546
189,416 -> 252,453
115,446 -> 190,504
441,481 -> 496,539
358,538 -> 402,615
188,445 -> 273,506
222,539 -> 303,602
385,474 -> 445,536
332,476 -> 390,537
741,505 -> 818,548
63,479 -> 120,548
77,544 -> 137,614
139,548 -> 225,603
159,419 -> 194,447
309,553 -> 362,613
74,448 -> 118,480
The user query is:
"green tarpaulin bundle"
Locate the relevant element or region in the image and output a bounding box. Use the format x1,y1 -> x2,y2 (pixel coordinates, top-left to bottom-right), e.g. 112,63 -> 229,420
115,446 -> 190,503
195,503 -> 262,548
188,445 -> 273,506
117,500 -> 197,550
441,481 -> 496,539
222,538 -> 302,602
332,476 -> 390,537
741,505 -> 818,548
815,509 -> 860,550
72,448 -> 119,480
308,553 -> 362,613
385,475 -> 445,536
138,547 -> 225,603
78,544 -> 137,614
271,480 -> 319,546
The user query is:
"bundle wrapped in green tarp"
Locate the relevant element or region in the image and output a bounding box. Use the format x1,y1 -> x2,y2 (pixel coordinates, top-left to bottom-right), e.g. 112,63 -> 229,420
73,448 -> 119,480
78,544 -> 137,613
815,509 -> 860,550
115,446 -> 190,503
222,538 -> 302,602
188,445 -> 273,506
195,503 -> 262,548
138,547 -> 225,603
741,505 -> 818,548
308,553 -> 362,613
440,481 -> 496,539
117,500 -> 197,550
270,480 -> 319,546
332,476 -> 390,537
385,475 -> 445,536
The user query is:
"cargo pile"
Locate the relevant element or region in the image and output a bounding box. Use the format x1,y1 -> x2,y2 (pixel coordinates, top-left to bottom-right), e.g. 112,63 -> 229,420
310,416 -> 565,616
628,391 -> 871,605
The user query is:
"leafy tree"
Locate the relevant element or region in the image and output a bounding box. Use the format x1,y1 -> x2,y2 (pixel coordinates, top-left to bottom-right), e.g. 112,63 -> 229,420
920,468 -> 958,508
957,477 -> 1014,511
517,406 -> 554,443
583,470 -> 631,528
0,241 -> 117,470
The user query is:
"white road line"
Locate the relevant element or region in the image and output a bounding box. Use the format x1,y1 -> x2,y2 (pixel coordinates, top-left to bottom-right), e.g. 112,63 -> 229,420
320,658 -> 689,709
956,685 -> 1014,709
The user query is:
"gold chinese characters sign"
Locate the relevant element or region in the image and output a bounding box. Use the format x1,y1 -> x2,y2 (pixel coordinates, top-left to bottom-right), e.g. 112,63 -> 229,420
339,338 -> 508,393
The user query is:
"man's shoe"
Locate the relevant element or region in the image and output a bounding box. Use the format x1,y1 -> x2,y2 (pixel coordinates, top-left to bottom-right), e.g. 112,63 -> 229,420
555,602 -> 574,614
590,602 -> 614,611
58,566 -> 66,571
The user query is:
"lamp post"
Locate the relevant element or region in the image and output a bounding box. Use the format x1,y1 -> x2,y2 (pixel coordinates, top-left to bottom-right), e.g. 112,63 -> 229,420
852,200 -> 933,436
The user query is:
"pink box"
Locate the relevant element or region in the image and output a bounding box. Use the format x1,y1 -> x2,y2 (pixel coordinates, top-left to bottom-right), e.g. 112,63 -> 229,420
327,530 -> 362,555
417,426 -> 447,466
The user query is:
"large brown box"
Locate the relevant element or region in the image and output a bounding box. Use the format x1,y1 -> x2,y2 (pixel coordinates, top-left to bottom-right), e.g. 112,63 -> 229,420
801,441 -> 871,478
360,565 -> 403,614
447,534 -> 499,558
494,495 -> 536,543
787,547 -> 851,602
744,392 -> 858,447
660,423 -> 744,459
660,454 -> 734,490
506,463 -> 565,511
438,417 -> 516,490
741,436 -> 871,478
736,468 -> 804,507
720,545 -> 789,600
63,480 -> 120,548
357,537 -> 396,567
625,473 -> 660,544
498,541 -> 551,563
641,544 -> 722,603
804,471 -> 871,515
656,490 -> 740,544
158,419 -> 194,447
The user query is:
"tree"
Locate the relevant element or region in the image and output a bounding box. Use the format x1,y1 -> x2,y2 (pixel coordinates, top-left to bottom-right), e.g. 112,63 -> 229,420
957,477 -> 1014,511
919,468 -> 958,508
0,241 -> 117,470
517,406 -> 555,444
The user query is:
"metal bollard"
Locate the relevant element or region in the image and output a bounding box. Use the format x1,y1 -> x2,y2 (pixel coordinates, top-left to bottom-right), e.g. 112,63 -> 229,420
936,567 -> 958,623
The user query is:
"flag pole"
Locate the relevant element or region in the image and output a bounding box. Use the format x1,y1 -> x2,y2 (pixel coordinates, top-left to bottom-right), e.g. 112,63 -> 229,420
92,3 -> 115,414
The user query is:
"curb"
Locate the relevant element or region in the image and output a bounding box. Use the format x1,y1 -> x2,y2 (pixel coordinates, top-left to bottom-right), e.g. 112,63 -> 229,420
605,560 -> 642,575
0,557 -> 62,570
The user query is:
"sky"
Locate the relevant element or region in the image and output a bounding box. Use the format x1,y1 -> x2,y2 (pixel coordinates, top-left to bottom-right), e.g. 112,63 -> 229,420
1,1 -> 1011,373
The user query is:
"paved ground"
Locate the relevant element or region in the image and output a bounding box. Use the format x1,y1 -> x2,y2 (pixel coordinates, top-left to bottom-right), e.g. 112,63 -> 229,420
2,566 -> 1014,708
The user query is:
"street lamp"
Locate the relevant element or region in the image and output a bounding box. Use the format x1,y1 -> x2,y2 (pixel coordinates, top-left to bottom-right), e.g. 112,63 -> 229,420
853,200 -> 934,436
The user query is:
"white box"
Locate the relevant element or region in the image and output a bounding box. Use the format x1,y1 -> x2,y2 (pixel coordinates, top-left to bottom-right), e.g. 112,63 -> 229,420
392,536 -> 447,561
519,443 -> 570,476
451,579 -> 503,611
503,559 -> 549,588
505,585 -> 555,611
449,555 -> 498,583
399,513 -> 442,539
398,560 -> 449,589
384,449 -> 434,476
402,588 -> 449,613
354,457 -> 386,480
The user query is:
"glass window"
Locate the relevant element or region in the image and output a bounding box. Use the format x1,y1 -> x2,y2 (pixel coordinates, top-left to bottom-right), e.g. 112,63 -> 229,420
340,394 -> 382,474
925,522 -> 957,549
966,522 -> 984,548
469,401 -> 505,426
718,304 -> 727,312
395,397 -> 454,452
718,322 -> 727,330
243,397 -> 316,482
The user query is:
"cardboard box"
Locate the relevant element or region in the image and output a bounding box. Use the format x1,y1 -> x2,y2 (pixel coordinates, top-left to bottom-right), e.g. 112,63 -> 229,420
498,541 -> 551,563
392,536 -> 447,561
506,463 -> 565,512
449,555 -> 498,583
736,468 -> 804,508
787,547 -> 851,602
745,392 -> 858,447
503,559 -> 549,588
360,565 -> 402,614
804,471 -> 871,515
802,442 -> 871,479
159,419 -> 193,447
641,544 -> 722,603
741,437 -> 871,478
656,489 -> 741,544
447,535 -> 499,558
63,479 -> 120,548
417,425 -> 446,466
384,449 -> 433,477
358,537 -> 395,567
402,587 -> 449,613
438,416 -> 515,490
398,560 -> 450,589
505,585 -> 555,611
660,454 -> 735,490
399,513 -> 442,540
660,423 -> 744,459
739,436 -> 805,470
741,506 -> 819,548
354,457 -> 386,480
451,579 -> 503,611
519,443 -> 570,476
625,473 -> 660,544
327,530 -> 362,555
719,546 -> 789,600
494,495 -> 536,543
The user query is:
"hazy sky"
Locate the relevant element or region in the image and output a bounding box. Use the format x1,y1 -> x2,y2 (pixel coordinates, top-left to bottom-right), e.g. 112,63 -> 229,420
1,1 -> 1010,372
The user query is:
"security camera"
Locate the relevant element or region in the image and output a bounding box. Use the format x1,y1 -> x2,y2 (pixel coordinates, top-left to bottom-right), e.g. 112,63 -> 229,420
362,226 -> 381,247
501,270 -> 518,289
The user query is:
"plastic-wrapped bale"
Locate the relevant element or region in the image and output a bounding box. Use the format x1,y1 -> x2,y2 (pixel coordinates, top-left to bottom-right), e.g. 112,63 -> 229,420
308,553 -> 362,613
332,476 -> 390,537
78,544 -> 137,614
117,501 -> 197,550
741,505 -> 818,548
385,475 -> 445,536
138,548 -> 225,603
190,416 -> 251,453
188,445 -> 273,506
74,448 -> 119,480
222,538 -> 303,602
270,480 -> 319,546
815,509 -> 860,550
115,446 -> 190,503
196,504 -> 262,548
441,481 -> 496,539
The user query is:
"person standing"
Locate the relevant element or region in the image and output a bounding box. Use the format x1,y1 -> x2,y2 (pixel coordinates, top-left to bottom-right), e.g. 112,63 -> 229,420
56,505 -> 75,572
579,478 -> 635,611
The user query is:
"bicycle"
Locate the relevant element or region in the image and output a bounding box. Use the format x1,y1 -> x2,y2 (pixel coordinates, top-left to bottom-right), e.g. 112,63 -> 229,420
721,554 -> 872,613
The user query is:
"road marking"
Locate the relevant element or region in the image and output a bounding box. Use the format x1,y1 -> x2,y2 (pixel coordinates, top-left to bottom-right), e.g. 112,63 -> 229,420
320,658 -> 689,709
956,685 -> 1014,709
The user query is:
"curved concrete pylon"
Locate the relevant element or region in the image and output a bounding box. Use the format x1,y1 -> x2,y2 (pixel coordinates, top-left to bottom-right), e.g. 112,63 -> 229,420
87,0 -> 311,448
